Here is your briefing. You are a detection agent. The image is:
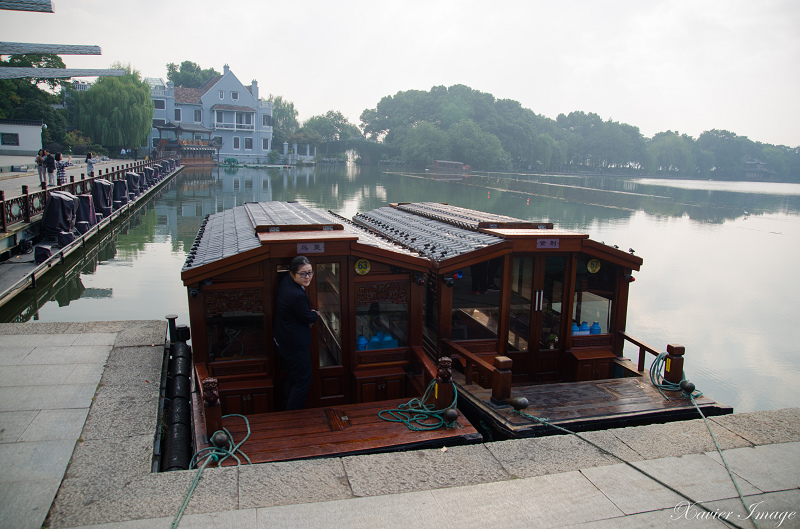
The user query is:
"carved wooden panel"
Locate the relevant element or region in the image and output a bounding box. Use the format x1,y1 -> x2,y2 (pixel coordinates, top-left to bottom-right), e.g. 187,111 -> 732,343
572,335 -> 614,348
205,289 -> 263,316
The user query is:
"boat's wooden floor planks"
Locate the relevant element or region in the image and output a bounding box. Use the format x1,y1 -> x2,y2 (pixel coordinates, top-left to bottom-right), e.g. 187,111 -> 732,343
214,398 -> 481,464
454,374 -> 732,437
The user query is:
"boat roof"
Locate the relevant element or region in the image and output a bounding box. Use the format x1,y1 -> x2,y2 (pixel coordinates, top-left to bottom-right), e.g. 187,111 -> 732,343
181,201 -> 424,277
352,205 -> 508,262
182,201 -> 641,282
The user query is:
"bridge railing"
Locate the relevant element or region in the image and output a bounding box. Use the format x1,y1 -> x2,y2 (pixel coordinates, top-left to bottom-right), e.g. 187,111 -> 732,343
0,157 -> 174,233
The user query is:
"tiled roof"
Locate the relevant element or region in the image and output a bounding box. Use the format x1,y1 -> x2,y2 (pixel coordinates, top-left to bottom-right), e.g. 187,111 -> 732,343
211,104 -> 255,112
174,86 -> 204,104
352,206 -> 505,262
182,207 -> 260,271
395,202 -> 545,230
244,202 -> 342,233
183,202 -> 426,272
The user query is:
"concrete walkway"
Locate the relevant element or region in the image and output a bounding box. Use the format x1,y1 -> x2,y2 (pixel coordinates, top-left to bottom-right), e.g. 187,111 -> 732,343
0,321 -> 798,529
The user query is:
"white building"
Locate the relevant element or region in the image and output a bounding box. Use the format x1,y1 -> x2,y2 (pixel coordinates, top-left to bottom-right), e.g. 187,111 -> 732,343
0,119 -> 43,157
145,65 -> 274,164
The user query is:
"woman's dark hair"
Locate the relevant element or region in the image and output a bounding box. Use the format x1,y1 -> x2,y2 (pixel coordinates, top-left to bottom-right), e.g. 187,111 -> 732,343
38,149 -> 43,156
54,152 -> 62,161
85,152 -> 92,162
290,255 -> 311,274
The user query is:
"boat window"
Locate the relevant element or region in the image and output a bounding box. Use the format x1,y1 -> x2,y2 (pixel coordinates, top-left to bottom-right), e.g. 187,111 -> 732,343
451,258 -> 503,340
355,280 -> 409,352
205,289 -> 266,362
508,257 -> 533,351
572,255 -> 617,335
316,263 -> 342,366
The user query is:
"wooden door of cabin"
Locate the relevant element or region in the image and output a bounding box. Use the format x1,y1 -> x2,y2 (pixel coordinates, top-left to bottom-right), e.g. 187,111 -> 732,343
507,255 -> 568,382
273,258 -> 349,411
309,260 -> 349,408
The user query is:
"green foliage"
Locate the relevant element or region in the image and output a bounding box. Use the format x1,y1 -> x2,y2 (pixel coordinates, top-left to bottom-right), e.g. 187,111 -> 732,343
448,119 -> 507,170
360,84 -> 799,179
646,132 -> 695,175
69,64 -> 154,149
166,61 -> 219,88
267,150 -> 281,164
401,122 -> 450,166
301,110 -> 361,142
268,95 -> 300,147
0,54 -> 68,146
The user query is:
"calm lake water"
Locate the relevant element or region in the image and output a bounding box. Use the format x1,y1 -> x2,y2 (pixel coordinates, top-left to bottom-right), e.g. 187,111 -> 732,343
3,165 -> 799,414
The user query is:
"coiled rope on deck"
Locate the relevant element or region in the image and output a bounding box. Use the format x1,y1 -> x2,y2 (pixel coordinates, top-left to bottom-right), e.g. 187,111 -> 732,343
512,354 -> 761,529
649,351 -> 702,400
171,414 -> 252,529
378,379 -> 459,431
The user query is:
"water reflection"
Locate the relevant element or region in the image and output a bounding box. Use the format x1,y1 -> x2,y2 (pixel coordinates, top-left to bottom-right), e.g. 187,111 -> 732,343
2,165 -> 799,414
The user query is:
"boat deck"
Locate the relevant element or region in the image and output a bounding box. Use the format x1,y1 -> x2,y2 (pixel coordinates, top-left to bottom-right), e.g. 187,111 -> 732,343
455,374 -> 733,439
209,398 -> 482,465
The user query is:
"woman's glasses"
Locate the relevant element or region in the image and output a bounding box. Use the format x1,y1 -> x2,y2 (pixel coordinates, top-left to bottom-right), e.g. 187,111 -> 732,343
296,271 -> 314,278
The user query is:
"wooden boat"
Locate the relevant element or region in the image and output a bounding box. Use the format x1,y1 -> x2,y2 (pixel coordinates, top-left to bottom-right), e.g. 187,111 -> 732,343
180,201 -> 731,463
180,201 -> 482,464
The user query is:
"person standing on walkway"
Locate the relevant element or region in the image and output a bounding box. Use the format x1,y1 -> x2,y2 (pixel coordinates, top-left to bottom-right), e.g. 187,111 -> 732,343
44,150 -> 56,186
273,255 -> 318,410
85,152 -> 96,177
35,149 -> 46,186
54,152 -> 71,186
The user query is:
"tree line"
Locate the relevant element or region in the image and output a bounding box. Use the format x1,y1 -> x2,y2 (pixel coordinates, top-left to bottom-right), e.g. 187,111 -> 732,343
3,56 -> 797,180
358,85 -> 800,180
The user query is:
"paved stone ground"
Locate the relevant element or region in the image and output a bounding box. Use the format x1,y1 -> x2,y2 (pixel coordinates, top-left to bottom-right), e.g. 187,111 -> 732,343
1,321 -> 798,529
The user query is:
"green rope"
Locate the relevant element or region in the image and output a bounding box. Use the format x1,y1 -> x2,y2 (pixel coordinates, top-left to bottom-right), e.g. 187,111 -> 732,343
511,353 -> 762,529
649,351 -> 703,400
171,414 -> 252,529
378,380 -> 459,431
689,396 -> 760,528
513,409 -> 754,529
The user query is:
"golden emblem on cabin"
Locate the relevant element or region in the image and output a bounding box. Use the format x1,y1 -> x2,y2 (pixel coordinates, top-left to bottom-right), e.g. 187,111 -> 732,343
355,258 -> 371,276
587,259 -> 601,274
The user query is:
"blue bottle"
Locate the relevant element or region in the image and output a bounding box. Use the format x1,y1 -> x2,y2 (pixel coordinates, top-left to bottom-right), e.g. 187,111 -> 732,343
579,322 -> 590,335
590,322 -> 601,334
571,323 -> 579,335
356,335 -> 368,351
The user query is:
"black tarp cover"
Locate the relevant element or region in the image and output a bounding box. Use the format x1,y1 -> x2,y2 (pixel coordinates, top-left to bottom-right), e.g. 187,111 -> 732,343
41,190 -> 78,236
113,180 -> 129,208
92,179 -> 112,219
126,172 -> 140,196
143,167 -> 154,187
76,194 -> 96,227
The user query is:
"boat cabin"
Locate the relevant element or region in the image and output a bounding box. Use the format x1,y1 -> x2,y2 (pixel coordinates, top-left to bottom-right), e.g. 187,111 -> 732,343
181,201 -> 440,417
180,201 -> 731,456
182,200 -> 644,415
349,202 -> 642,386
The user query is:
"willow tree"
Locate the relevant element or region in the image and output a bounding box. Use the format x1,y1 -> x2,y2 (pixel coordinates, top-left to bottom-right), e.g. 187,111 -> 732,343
71,63 -> 154,149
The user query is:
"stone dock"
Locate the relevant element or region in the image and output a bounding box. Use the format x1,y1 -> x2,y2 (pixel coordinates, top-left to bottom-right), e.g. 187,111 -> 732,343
0,321 -> 798,529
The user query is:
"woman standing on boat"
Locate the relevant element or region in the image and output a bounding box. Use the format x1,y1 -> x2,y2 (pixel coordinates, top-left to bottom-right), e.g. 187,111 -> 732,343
274,256 -> 318,410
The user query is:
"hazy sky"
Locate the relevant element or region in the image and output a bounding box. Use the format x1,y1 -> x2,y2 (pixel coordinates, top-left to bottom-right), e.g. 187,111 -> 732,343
3,0 -> 799,147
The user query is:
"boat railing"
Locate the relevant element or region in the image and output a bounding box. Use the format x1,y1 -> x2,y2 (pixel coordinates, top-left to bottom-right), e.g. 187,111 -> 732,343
442,339 -> 512,403
0,157 -> 177,233
618,331 -> 667,372
410,345 -> 438,391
